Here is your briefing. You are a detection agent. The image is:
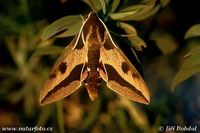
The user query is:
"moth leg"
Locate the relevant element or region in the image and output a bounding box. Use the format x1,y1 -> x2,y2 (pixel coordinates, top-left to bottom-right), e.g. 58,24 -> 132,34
98,61 -> 108,81
81,70 -> 88,81
81,64 -> 88,81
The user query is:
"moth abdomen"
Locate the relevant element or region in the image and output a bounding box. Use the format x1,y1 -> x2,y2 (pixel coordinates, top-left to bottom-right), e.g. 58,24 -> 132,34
84,66 -> 102,101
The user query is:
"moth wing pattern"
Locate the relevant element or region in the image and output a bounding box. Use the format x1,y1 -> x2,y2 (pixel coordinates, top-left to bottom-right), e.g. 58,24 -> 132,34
40,32 -> 87,105
100,27 -> 150,104
40,12 -> 150,105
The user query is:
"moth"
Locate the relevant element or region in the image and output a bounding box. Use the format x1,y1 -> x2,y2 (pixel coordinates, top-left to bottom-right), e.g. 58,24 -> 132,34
40,12 -> 150,105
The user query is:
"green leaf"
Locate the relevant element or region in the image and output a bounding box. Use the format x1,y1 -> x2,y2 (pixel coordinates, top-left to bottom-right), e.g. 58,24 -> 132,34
110,0 -> 120,12
119,98 -> 149,129
100,0 -> 107,15
118,22 -> 146,51
133,4 -> 160,21
131,48 -> 141,64
80,98 -> 101,130
184,24 -> 200,39
160,0 -> 170,7
33,45 -> 63,56
111,0 -> 156,21
150,30 -> 178,54
37,106 -> 51,126
115,109 -> 128,129
184,45 -> 200,58
83,0 -> 107,14
0,15 -> 22,35
117,22 -> 138,35
129,36 -> 146,51
172,46 -> 200,90
56,101 -> 65,133
41,15 -> 82,41
109,10 -> 139,20
55,20 -> 82,38
24,89 -> 35,116
120,1 -> 155,12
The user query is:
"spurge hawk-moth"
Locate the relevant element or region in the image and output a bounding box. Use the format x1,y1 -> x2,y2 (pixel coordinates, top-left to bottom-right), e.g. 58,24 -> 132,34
40,12 -> 150,105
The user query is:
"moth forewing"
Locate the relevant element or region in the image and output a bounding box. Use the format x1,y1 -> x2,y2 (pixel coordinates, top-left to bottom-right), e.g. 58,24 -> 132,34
40,23 -> 88,105
98,18 -> 150,104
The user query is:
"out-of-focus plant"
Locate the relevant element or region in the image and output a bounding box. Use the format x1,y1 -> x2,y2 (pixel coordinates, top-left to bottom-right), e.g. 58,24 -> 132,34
0,0 -> 50,128
172,24 -> 200,90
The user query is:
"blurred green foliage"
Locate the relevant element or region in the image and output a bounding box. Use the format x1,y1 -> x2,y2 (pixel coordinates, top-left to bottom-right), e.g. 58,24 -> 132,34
0,0 -> 200,132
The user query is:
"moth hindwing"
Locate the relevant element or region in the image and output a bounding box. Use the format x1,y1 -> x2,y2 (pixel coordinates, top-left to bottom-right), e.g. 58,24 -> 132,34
40,12 -> 150,105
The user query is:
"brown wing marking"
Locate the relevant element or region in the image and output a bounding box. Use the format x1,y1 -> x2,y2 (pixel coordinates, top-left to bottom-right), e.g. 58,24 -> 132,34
100,33 -> 150,104
41,64 -> 83,105
104,64 -> 149,104
40,32 -> 87,105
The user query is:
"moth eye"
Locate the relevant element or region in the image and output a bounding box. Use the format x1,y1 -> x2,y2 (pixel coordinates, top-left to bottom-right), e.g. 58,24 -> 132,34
49,73 -> 56,79
59,62 -> 67,74
121,62 -> 130,74
87,67 -> 91,71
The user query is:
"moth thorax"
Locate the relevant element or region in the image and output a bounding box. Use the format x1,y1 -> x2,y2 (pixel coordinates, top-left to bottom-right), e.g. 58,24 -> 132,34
88,41 -> 101,50
87,50 -> 100,65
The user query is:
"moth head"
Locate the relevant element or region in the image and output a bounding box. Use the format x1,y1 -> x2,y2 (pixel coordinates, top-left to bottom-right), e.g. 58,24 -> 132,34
87,12 -> 99,20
